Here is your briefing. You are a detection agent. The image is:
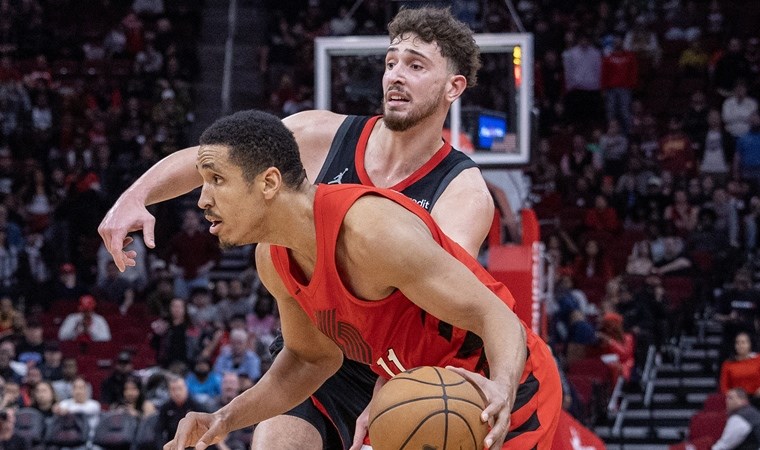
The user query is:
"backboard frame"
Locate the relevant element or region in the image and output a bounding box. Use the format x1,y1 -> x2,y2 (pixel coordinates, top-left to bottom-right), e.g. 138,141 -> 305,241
314,33 -> 534,167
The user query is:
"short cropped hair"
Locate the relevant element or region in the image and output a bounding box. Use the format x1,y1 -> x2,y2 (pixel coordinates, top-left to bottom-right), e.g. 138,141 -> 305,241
199,110 -> 306,188
388,7 -> 481,87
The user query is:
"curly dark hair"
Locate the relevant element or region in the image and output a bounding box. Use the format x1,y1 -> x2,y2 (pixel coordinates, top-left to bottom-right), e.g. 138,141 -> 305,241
388,7 -> 481,87
199,110 -> 306,188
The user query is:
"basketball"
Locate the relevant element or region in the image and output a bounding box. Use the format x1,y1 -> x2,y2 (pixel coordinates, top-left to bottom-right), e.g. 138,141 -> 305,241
368,366 -> 489,450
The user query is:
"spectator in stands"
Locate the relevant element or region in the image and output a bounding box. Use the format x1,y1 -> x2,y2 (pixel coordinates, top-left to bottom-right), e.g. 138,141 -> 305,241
0,348 -> 19,385
16,320 -> 44,365
185,357 -> 221,408
723,80 -> 758,145
699,110 -> 732,183
39,341 -> 62,381
651,235 -> 693,277
214,372 -> 241,409
112,375 -> 156,417
735,112 -> 760,191
664,189 -> 699,237
16,231 -> 53,310
571,238 -> 614,306
55,376 -> 101,433
93,260 -> 135,315
30,380 -> 58,418
57,294 -> 112,342
712,388 -> 760,450
0,228 -> 19,295
658,116 -> 695,178
704,188 -> 741,249
187,286 -> 216,328
145,265 -> 174,317
329,5 -> 356,36
0,408 -> 26,450
51,357 -> 82,400
719,332 -> 760,404
100,350 -> 134,407
714,268 -> 760,361
155,376 -> 207,448
246,290 -> 278,349
597,312 -> 636,382
626,240 -> 654,276
678,39 -> 710,79
623,17 -> 661,69
0,296 -> 18,339
165,209 -> 220,299
599,119 -> 629,177
18,366 -> 41,407
744,196 -> 760,251
683,91 -> 709,151
150,297 -> 195,370
602,35 -> 638,134
562,33 -> 604,131
583,193 -> 622,238
212,328 -> 261,383
714,37 -> 752,97
50,263 -> 88,304
216,277 -> 253,323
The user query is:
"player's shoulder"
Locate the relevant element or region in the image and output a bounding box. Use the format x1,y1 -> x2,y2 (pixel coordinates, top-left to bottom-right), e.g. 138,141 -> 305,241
283,110 -> 347,140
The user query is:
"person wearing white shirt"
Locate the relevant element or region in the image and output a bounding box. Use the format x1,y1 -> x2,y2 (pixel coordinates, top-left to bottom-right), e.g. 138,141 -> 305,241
722,81 -> 758,139
57,295 -> 112,342
712,388 -> 760,450
55,376 -> 102,438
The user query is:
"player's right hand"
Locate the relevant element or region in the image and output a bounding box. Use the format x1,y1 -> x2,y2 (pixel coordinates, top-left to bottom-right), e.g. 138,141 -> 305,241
349,404 -> 371,450
163,411 -> 226,450
98,197 -> 156,272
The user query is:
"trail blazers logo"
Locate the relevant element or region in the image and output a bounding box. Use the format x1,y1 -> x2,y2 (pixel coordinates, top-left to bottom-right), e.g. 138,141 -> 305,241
315,309 -> 372,364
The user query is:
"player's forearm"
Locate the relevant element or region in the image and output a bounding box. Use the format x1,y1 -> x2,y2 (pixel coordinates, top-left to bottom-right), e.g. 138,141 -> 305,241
217,347 -> 341,431
122,146 -> 202,206
482,309 -> 527,407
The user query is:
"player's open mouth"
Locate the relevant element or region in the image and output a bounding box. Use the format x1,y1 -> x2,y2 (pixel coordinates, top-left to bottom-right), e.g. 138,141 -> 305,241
209,220 -> 222,234
386,93 -> 409,107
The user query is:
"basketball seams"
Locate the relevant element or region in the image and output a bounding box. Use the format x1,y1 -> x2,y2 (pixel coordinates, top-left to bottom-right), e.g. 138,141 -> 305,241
368,366 -> 488,450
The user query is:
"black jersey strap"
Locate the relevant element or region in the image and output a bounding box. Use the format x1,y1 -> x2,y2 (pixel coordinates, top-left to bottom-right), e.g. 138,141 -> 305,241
314,115 -> 359,184
428,158 -> 478,210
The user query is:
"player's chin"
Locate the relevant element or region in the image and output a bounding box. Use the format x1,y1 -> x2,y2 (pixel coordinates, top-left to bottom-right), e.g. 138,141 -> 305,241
218,238 -> 238,250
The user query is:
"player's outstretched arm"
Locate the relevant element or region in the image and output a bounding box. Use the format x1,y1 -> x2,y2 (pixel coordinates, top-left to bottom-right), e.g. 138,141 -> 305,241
344,197 -> 527,450
98,147 -> 202,271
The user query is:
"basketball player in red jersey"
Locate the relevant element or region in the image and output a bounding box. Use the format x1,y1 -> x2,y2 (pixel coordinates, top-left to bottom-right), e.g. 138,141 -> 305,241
99,8 -> 501,450
159,110 -> 561,450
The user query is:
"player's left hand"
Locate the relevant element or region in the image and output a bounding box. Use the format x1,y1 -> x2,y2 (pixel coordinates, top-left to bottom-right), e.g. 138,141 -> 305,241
446,366 -> 512,450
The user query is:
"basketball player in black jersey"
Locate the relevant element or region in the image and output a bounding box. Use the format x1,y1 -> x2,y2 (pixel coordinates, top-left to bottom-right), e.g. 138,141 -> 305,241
99,7 -> 496,450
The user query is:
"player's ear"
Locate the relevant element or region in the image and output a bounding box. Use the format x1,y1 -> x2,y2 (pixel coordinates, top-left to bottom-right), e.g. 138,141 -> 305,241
260,167 -> 282,199
445,74 -> 467,102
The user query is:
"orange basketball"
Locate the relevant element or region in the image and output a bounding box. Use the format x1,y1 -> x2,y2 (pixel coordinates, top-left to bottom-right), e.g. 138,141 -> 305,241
368,366 -> 488,450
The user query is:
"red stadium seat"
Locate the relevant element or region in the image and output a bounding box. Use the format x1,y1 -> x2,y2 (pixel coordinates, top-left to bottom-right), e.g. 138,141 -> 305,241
688,410 -> 726,443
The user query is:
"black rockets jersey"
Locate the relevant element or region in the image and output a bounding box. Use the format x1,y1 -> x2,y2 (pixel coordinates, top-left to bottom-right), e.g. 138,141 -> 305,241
313,115 -> 477,210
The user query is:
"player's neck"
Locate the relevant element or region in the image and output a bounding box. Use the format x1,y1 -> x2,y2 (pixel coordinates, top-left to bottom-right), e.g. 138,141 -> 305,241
267,182 -> 318,258
366,117 -> 446,186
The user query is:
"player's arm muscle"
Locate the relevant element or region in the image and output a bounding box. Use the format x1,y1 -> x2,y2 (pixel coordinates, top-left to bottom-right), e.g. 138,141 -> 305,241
430,167 -> 495,257
345,198 -> 525,389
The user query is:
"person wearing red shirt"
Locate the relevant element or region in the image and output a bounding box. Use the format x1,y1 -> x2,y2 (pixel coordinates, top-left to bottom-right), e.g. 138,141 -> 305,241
659,116 -> 696,178
602,36 -> 639,134
584,193 -> 622,237
720,332 -> 760,407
